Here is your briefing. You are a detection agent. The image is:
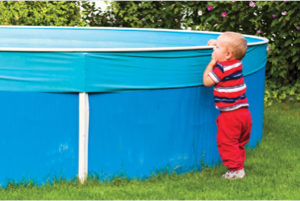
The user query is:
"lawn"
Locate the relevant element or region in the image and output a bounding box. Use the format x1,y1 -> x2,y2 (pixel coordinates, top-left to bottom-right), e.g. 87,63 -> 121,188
0,102 -> 299,200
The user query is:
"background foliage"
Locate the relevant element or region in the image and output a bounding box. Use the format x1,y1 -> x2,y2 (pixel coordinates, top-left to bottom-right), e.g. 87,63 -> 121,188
0,1 -> 83,26
0,1 -> 298,104
81,1 -> 300,105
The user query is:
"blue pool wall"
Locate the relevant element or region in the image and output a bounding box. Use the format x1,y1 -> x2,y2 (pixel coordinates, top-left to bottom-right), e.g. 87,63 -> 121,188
0,68 -> 265,186
0,27 -> 268,185
88,67 -> 266,179
0,92 -> 78,186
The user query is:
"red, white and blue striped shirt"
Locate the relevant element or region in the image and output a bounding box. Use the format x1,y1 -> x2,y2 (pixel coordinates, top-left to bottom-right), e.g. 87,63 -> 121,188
208,60 -> 249,112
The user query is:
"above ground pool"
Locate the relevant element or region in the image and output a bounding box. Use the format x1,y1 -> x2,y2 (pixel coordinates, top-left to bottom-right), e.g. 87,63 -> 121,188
0,26 -> 268,186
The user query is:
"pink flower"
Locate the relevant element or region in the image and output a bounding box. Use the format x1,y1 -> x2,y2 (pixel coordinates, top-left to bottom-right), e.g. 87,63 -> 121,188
249,1 -> 255,7
281,11 -> 287,16
267,46 -> 270,51
256,30 -> 261,34
222,12 -> 228,18
296,26 -> 300,31
213,23 -> 218,28
207,5 -> 213,11
272,14 -> 277,18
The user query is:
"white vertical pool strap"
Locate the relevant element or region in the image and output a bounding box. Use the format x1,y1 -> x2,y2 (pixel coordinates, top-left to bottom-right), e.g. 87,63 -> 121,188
78,92 -> 89,184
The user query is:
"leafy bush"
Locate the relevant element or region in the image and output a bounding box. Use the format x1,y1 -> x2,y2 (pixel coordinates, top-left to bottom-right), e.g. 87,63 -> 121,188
0,1 -> 83,26
81,1 -> 193,29
82,1 -> 300,104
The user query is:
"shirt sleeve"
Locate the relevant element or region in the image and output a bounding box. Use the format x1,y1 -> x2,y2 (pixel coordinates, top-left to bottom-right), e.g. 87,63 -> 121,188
208,63 -> 225,84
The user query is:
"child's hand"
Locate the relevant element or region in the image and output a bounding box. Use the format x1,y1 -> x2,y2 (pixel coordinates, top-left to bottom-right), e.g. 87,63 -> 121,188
208,39 -> 217,46
211,51 -> 218,65
210,56 -> 217,67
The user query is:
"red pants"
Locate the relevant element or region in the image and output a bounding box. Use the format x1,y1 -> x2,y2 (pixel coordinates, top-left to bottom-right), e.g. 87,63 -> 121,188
216,107 -> 252,171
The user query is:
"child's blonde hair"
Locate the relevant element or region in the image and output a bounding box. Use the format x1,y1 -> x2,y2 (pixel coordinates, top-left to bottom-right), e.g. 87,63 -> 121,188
220,32 -> 247,60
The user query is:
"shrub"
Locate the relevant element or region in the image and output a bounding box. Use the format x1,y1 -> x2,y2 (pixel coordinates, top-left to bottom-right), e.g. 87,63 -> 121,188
0,1 -> 83,26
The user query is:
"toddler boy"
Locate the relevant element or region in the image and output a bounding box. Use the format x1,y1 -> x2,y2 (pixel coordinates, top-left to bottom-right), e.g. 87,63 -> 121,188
203,32 -> 252,179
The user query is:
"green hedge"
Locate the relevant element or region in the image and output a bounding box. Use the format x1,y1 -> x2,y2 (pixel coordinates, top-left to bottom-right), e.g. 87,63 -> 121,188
0,1 -> 83,26
82,1 -> 300,104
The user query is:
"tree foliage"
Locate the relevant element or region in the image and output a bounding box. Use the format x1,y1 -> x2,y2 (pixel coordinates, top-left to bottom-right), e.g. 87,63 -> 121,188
0,1 -> 83,26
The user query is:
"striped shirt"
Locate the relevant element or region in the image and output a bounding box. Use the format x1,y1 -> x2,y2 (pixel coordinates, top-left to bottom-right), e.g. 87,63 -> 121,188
208,60 -> 249,112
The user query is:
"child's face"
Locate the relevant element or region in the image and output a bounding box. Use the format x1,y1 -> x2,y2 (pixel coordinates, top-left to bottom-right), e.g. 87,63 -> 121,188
212,36 -> 231,62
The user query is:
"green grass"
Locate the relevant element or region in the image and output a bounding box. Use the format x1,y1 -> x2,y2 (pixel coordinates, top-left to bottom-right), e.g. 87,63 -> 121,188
1,102 -> 299,200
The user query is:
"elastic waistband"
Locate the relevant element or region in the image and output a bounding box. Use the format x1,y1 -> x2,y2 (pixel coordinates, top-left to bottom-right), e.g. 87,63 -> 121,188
220,106 -> 249,114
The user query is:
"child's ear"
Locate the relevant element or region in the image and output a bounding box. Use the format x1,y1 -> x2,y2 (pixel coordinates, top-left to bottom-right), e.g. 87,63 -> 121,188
226,51 -> 233,60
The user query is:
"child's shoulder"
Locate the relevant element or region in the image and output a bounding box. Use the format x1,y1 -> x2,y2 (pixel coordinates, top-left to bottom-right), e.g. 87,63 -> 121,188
218,59 -> 241,67
218,60 -> 242,73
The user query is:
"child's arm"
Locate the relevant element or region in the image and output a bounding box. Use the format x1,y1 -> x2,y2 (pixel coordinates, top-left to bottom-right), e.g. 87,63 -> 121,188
203,58 -> 217,87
